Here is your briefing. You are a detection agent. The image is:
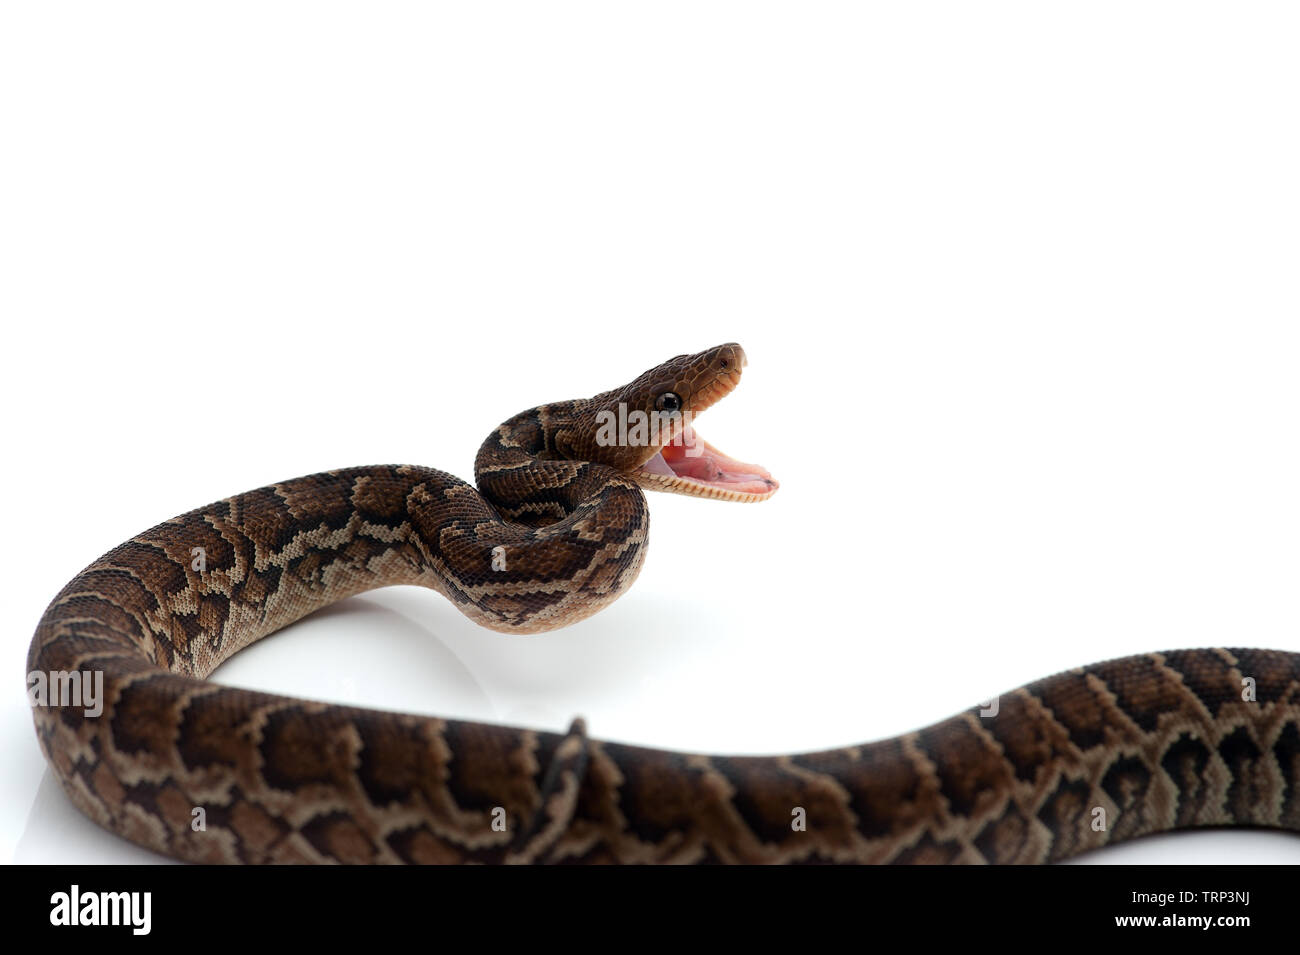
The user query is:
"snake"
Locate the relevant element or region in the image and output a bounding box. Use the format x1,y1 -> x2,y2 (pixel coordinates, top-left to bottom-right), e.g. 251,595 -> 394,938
26,342 -> 1300,864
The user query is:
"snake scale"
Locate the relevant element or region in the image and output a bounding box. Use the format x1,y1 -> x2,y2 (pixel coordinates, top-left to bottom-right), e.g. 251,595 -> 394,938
26,343 -> 1300,863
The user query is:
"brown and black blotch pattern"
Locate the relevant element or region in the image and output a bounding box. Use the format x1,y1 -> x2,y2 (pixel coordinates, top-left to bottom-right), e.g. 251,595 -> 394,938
25,346 -> 1300,863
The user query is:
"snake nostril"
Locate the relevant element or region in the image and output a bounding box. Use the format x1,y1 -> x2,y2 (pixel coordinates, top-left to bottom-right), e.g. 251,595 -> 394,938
718,344 -> 747,372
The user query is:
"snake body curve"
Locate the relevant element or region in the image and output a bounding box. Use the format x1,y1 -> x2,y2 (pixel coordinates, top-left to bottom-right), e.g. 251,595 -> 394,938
27,344 -> 1300,863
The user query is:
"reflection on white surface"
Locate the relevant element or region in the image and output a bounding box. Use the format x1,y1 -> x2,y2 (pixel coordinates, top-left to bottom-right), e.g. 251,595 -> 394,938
17,771 -> 174,865
211,593 -> 495,723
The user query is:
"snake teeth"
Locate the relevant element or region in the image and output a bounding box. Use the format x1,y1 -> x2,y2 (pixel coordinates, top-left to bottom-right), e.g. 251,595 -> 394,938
632,428 -> 778,502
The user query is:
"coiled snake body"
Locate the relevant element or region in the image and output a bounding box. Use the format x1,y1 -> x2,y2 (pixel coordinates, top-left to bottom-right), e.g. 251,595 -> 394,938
27,344 -> 1300,863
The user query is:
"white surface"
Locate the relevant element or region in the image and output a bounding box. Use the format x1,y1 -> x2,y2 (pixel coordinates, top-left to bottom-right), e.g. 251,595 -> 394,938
2,2 -> 1298,865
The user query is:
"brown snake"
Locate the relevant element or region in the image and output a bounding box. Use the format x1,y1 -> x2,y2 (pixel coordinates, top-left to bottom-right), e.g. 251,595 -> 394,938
26,343 -> 1300,863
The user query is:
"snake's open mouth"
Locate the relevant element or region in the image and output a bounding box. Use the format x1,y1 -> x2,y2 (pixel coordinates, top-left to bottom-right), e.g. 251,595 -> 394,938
633,424 -> 778,502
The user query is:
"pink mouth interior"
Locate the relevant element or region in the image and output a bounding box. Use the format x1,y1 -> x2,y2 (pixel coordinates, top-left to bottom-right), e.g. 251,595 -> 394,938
639,425 -> 778,496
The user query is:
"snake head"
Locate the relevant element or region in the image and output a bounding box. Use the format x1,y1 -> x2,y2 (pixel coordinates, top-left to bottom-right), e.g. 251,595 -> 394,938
573,343 -> 779,502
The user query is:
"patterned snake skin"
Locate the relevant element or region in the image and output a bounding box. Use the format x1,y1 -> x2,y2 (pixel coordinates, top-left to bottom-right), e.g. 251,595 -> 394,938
26,344 -> 1300,863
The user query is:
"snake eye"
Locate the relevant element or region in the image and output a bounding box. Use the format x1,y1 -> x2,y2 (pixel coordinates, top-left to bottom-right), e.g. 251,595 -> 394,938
655,392 -> 682,413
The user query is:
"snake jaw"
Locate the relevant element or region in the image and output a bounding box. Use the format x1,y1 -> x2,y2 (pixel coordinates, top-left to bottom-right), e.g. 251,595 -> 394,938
630,423 -> 778,502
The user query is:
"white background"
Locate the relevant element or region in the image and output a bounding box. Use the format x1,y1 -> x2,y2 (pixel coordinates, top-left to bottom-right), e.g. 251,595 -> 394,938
2,2 -> 1298,865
